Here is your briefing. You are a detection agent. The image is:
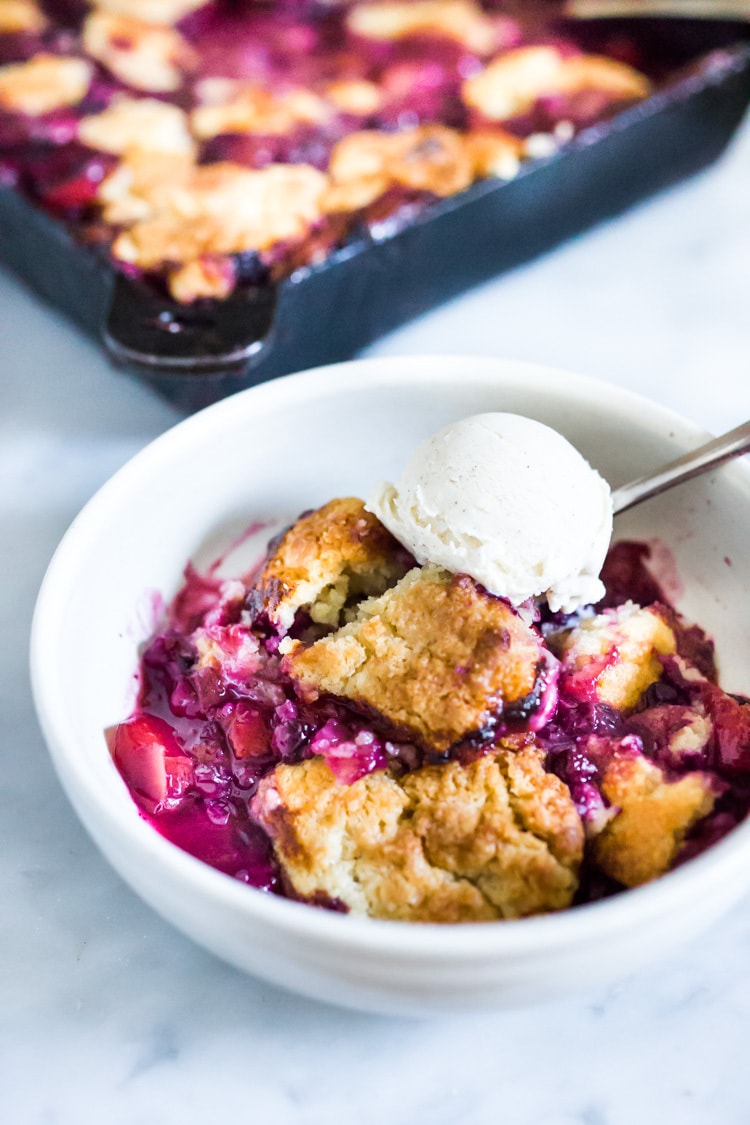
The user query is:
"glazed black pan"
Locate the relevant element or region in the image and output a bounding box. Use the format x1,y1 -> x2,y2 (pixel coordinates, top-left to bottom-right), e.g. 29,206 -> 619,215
1,28 -> 749,411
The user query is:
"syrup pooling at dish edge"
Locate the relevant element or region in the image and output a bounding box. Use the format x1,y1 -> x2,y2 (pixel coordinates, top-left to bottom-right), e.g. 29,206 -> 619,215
0,0 -> 679,304
111,416 -> 750,923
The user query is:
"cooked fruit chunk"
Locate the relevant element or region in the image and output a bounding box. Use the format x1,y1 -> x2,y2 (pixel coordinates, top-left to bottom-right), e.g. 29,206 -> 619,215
112,713 -> 194,814
553,602 -> 676,711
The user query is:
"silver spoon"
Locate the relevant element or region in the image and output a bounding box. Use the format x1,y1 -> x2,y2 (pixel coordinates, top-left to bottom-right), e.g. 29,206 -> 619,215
565,0 -> 750,21
612,420 -> 750,516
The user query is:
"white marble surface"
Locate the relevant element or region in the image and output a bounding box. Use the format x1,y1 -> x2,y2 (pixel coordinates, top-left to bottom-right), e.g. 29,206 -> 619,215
2,114 -> 750,1123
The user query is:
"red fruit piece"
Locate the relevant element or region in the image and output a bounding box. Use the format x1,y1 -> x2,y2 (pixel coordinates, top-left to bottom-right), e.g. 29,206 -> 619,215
113,714 -> 194,814
226,705 -> 270,760
699,685 -> 750,774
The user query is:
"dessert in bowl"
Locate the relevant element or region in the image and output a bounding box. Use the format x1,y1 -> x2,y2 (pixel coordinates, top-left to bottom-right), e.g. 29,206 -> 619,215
30,356 -> 750,1015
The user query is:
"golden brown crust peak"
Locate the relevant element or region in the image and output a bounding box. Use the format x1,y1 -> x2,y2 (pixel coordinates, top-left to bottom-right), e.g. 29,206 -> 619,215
592,753 -> 716,888
248,498 -> 411,633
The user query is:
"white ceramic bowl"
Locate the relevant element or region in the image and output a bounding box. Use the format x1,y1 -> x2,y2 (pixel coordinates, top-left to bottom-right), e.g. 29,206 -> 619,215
31,356 -> 750,1017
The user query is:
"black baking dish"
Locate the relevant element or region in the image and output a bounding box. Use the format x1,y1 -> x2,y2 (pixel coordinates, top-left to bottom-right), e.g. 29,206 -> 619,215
1,19 -> 749,412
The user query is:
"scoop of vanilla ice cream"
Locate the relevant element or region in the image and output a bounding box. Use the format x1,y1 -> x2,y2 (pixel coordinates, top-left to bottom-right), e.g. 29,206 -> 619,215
366,413 -> 613,613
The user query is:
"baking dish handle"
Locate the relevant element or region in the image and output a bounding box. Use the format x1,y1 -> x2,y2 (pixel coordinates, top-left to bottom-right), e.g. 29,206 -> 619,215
103,274 -> 277,377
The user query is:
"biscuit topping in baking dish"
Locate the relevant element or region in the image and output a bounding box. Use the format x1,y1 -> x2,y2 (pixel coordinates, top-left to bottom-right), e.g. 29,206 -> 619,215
109,433 -> 750,922
0,0 -> 657,302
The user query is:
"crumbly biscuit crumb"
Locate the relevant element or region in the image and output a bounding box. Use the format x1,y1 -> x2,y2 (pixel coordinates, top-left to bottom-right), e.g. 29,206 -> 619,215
110,160 -> 327,270
191,80 -> 332,140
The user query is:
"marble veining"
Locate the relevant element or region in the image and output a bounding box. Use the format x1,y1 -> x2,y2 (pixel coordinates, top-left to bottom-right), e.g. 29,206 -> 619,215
1,117 -> 750,1125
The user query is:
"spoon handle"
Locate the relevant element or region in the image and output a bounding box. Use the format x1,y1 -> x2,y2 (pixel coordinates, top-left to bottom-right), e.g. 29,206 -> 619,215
612,421 -> 750,515
565,0 -> 750,19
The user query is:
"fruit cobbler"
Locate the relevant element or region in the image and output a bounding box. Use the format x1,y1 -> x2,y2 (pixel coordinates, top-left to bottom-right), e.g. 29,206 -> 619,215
1,0 -> 663,302
110,499 -> 750,922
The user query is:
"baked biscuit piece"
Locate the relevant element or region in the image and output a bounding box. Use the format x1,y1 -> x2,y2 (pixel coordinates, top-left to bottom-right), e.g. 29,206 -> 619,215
347,0 -> 500,55
97,149 -> 195,224
592,752 -> 717,887
326,125 -> 475,200
83,11 -> 195,93
89,0 -> 208,24
111,161 -> 327,269
252,747 -> 583,922
0,0 -> 47,34
285,564 -> 550,754
0,55 -> 92,115
78,97 -> 194,156
552,602 -> 676,711
248,498 -> 411,633
463,46 -> 651,122
191,79 -> 331,140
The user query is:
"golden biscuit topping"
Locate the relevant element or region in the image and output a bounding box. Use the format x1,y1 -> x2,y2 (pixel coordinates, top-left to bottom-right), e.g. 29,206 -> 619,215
327,124 -> 474,200
0,0 -> 46,34
249,497 -> 411,632
592,751 -> 716,887
323,123 -> 524,213
464,127 -> 524,178
325,79 -> 383,115
110,161 -> 328,287
78,96 -> 195,155
0,54 -> 92,115
191,79 -> 332,140
463,46 -> 651,120
168,255 -> 236,302
253,748 -> 583,922
97,148 -> 194,223
88,0 -> 209,25
286,563 -> 547,753
83,11 -> 195,93
347,0 -> 500,55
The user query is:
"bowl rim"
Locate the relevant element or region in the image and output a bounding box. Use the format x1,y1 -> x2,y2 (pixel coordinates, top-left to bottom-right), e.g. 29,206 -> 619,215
30,354 -> 750,960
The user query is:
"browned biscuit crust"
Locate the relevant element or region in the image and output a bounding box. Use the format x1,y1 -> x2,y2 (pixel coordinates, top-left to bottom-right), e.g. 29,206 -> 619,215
592,752 -> 716,887
252,746 -> 583,922
285,564 -> 548,754
247,498 -> 411,632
